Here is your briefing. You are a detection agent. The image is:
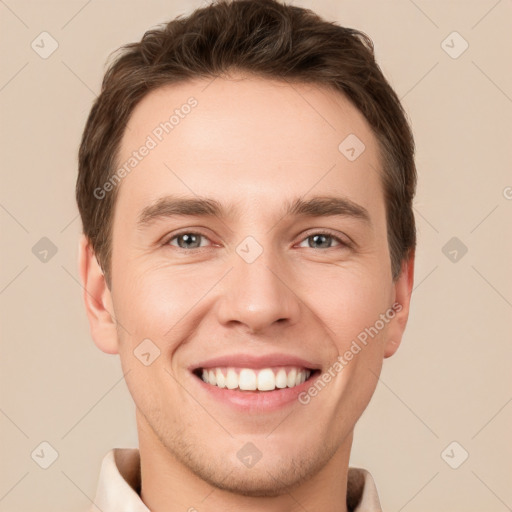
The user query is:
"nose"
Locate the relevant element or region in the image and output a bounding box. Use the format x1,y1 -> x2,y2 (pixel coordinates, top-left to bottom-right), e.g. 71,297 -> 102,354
215,249 -> 302,334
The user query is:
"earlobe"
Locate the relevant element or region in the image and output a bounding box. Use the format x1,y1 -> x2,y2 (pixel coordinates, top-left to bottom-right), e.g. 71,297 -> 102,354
384,251 -> 415,359
78,234 -> 119,354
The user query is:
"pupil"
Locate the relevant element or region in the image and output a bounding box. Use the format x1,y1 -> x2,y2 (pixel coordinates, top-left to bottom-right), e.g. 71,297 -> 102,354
312,234 -> 329,248
181,234 -> 198,248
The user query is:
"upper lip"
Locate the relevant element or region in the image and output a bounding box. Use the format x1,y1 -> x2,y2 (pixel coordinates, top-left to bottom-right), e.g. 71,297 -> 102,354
189,353 -> 321,372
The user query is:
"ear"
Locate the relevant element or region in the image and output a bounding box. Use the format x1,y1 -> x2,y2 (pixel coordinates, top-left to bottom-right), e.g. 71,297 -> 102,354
384,251 -> 415,358
78,234 -> 119,354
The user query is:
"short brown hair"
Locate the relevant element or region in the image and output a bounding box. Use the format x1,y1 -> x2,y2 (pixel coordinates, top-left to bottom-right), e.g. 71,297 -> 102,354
76,0 -> 416,287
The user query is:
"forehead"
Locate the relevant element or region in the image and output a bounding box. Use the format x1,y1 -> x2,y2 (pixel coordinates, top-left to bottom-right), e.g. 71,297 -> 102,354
115,74 -> 383,220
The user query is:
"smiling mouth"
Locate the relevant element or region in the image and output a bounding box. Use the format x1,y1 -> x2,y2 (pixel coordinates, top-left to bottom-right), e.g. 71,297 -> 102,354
192,366 -> 320,392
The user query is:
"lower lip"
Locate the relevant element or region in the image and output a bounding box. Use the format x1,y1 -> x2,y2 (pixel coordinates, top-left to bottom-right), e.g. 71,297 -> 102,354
192,371 -> 320,413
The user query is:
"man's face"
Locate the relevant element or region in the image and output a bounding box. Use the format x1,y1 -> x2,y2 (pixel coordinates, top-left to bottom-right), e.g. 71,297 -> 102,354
85,75 -> 412,495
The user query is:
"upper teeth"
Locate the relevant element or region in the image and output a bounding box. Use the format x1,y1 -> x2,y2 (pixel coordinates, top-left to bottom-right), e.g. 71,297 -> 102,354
200,367 -> 311,391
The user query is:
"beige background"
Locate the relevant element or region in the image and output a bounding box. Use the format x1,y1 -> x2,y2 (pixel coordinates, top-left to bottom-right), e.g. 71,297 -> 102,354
1,0 -> 511,510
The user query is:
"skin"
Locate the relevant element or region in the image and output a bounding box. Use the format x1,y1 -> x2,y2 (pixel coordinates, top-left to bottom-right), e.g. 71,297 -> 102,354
79,74 -> 414,512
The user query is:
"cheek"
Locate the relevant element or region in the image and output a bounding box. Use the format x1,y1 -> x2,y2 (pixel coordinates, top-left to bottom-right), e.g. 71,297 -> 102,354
305,265 -> 393,340
113,262 -> 201,332
114,277 -> 171,338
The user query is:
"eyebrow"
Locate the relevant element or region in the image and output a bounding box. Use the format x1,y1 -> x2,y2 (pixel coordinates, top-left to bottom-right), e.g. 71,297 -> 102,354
136,194 -> 371,228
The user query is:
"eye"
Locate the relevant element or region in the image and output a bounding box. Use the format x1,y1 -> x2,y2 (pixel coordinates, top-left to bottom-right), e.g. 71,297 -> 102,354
297,232 -> 347,249
167,232 -> 210,249
163,230 -> 349,251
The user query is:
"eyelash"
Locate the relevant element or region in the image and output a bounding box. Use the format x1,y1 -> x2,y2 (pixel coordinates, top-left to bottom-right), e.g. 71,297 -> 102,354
162,230 -> 352,251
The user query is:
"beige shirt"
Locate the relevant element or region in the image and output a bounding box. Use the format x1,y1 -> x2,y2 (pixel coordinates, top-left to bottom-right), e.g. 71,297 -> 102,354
89,448 -> 383,512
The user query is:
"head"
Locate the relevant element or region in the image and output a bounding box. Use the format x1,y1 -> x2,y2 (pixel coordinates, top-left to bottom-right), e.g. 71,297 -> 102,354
77,0 -> 416,498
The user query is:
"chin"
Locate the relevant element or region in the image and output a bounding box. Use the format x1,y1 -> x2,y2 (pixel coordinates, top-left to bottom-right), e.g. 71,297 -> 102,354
167,437 -> 336,497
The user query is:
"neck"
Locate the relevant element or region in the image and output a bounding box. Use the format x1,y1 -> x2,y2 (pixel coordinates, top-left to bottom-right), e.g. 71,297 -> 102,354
137,409 -> 352,512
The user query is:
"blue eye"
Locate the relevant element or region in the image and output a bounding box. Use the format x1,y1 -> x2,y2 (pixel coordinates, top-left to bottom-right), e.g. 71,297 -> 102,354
298,233 -> 345,249
168,232 -> 209,249
164,231 -> 348,251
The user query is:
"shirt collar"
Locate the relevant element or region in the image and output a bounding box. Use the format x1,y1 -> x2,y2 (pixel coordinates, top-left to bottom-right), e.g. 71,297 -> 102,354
90,448 -> 382,512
